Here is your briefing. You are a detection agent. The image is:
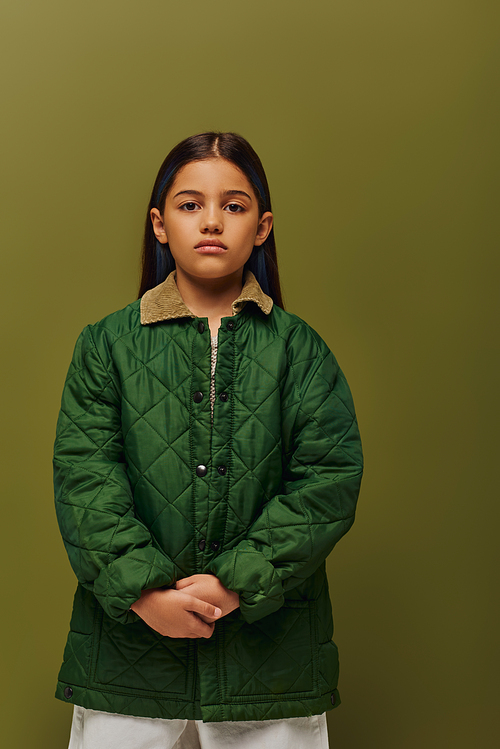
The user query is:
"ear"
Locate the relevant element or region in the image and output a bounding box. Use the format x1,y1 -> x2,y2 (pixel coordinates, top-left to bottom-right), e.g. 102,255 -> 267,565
254,211 -> 273,246
150,208 -> 169,244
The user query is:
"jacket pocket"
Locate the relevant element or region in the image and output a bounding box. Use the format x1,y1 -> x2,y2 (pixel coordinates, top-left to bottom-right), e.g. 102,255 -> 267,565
90,608 -> 193,697
221,600 -> 318,699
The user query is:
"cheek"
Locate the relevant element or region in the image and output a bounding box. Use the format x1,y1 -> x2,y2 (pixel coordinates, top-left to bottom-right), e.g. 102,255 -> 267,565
164,215 -> 191,242
239,217 -> 261,243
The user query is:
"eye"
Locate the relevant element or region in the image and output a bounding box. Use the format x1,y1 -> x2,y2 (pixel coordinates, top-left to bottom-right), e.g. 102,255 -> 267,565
180,202 -> 199,211
225,203 -> 244,213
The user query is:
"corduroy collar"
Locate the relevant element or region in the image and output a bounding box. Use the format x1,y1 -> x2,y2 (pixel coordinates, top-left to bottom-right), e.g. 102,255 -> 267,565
140,269 -> 273,325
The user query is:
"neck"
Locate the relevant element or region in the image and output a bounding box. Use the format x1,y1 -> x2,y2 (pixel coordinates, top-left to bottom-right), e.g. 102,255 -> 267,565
174,267 -> 244,319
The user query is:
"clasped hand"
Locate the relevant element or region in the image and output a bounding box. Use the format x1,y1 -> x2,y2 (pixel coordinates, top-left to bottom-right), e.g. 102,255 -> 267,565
130,574 -> 239,639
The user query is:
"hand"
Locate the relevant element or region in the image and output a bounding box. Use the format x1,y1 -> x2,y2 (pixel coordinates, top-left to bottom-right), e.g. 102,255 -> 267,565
130,587 -> 222,638
175,574 -> 240,621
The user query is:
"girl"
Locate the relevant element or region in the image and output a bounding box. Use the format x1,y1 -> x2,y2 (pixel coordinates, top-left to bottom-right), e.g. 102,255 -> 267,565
54,132 -> 363,749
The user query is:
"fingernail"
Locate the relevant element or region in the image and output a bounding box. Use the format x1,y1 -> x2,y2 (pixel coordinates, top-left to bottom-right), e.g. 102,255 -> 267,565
214,607 -> 222,617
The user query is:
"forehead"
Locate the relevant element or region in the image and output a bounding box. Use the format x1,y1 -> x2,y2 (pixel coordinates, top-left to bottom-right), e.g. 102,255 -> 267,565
170,158 -> 253,194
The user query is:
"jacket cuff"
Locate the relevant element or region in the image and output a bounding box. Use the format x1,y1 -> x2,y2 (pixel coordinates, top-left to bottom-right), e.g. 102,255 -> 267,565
93,547 -> 176,623
207,544 -> 284,624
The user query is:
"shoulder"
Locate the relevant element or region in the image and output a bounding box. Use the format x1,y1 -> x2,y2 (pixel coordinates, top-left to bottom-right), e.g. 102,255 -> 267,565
73,299 -> 142,362
264,305 -> 340,396
90,299 -> 142,338
267,305 -> 335,363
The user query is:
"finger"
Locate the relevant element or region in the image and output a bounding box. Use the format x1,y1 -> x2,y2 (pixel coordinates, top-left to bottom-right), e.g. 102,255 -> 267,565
184,594 -> 222,620
175,578 -> 192,590
197,621 -> 215,638
176,574 -> 201,589
186,613 -> 215,638
197,614 -> 212,624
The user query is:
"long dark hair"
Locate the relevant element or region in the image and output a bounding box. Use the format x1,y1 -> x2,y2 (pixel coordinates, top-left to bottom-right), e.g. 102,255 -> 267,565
138,132 -> 284,308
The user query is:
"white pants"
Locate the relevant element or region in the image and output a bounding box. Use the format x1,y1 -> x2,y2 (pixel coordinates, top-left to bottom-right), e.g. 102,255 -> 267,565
68,705 -> 329,749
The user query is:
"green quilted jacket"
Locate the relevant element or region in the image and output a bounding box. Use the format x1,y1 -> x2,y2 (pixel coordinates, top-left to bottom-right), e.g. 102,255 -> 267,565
54,269 -> 363,722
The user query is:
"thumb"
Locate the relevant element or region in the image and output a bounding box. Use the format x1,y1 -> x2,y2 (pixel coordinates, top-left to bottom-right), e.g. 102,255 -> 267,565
186,595 -> 222,620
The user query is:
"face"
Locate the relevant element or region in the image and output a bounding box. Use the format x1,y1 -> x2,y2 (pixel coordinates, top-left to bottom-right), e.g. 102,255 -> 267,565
150,158 -> 273,285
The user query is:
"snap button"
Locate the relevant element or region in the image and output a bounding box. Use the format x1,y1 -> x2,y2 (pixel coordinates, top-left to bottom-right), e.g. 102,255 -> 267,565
196,464 -> 207,477
226,321 -> 235,331
193,391 -> 203,403
64,686 -> 73,699
197,321 -> 205,333
330,693 -> 336,705
217,465 -> 227,476
198,539 -> 206,551
210,541 -> 220,551
219,392 -> 228,402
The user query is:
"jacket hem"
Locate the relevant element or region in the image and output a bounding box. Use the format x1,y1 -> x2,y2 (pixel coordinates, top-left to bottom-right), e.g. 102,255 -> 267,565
55,681 -> 340,723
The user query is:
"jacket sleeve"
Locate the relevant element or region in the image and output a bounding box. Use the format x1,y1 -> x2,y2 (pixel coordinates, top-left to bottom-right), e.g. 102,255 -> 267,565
208,335 -> 363,624
53,325 -> 176,623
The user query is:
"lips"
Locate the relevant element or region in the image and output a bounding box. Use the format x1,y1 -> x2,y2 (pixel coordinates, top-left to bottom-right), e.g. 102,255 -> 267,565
194,239 -> 228,251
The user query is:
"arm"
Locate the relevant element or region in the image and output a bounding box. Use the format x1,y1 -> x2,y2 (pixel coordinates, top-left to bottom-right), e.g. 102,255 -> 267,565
207,338 -> 363,624
54,325 -> 177,624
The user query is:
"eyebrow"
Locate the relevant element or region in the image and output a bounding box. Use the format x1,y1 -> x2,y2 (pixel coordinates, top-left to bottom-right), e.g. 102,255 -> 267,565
172,189 -> 253,201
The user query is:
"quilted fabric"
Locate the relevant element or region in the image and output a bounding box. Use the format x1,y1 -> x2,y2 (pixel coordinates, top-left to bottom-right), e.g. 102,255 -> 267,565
53,272 -> 363,722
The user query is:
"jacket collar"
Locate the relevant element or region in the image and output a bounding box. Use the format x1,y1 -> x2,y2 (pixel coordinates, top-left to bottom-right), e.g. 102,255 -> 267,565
140,269 -> 273,325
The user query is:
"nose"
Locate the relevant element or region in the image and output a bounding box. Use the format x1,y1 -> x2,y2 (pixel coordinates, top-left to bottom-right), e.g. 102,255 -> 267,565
201,204 -> 223,234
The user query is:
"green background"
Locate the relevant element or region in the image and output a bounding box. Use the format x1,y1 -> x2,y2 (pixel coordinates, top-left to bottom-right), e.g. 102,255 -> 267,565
1,1 -> 498,746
